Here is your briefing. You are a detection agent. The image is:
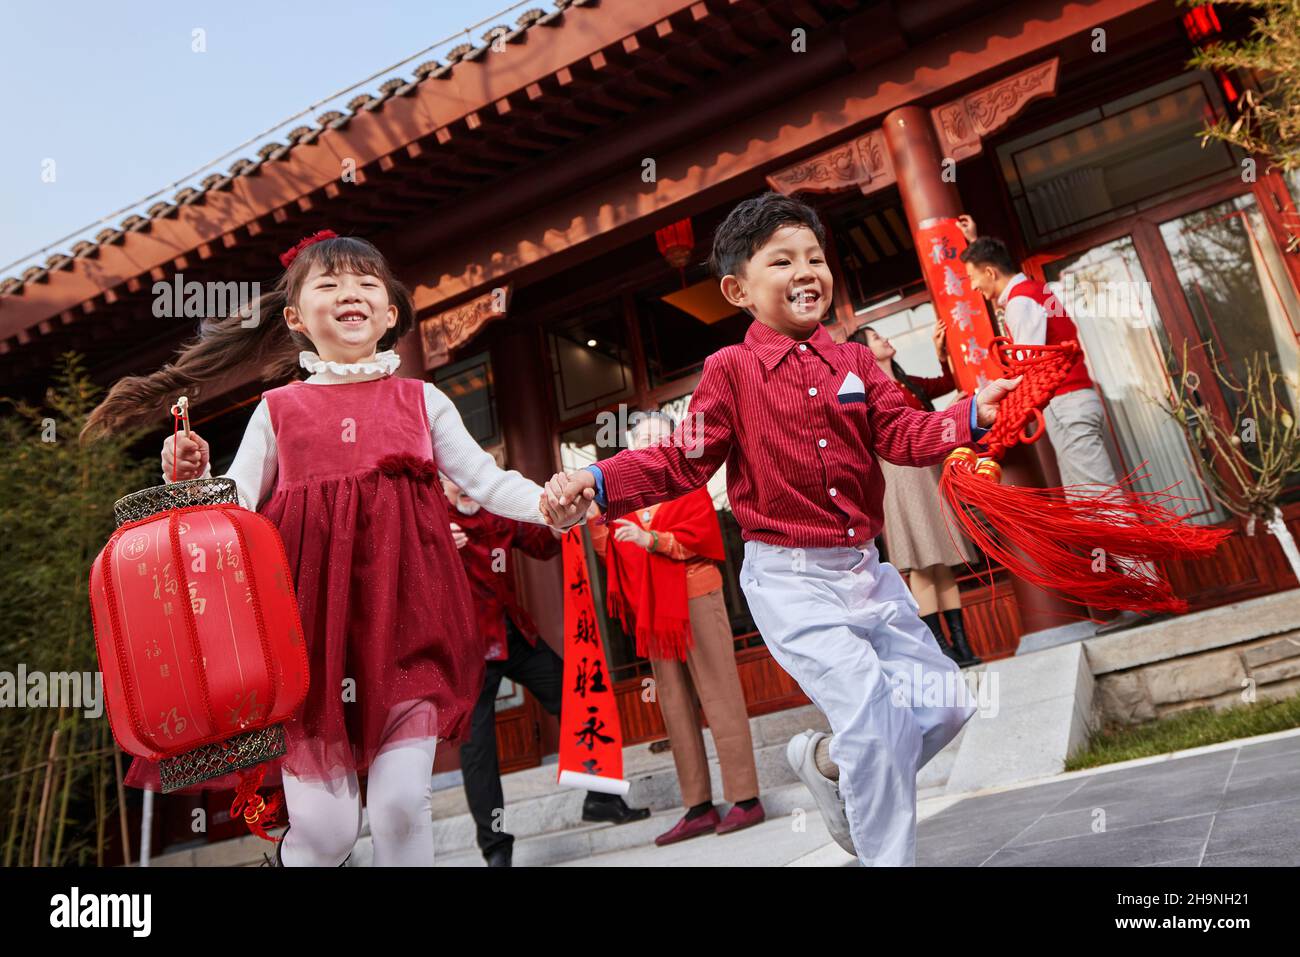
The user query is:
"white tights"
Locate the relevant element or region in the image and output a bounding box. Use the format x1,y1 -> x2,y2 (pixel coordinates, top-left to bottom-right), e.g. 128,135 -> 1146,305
279,736 -> 438,867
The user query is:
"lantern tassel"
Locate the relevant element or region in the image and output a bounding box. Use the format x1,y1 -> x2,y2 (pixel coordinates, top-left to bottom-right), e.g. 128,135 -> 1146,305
230,765 -> 285,844
940,449 -> 1231,614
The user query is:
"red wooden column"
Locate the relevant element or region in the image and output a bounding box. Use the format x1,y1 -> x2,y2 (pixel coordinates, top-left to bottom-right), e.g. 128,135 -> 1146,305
883,105 -> 1074,636
492,323 -> 564,754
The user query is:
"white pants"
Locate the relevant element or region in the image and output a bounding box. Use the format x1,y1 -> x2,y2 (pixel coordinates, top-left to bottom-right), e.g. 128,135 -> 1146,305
740,540 -> 976,866
280,734 -> 438,867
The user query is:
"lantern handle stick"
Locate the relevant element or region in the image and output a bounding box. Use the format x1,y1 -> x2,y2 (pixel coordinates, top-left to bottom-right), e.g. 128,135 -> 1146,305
170,396 -> 192,437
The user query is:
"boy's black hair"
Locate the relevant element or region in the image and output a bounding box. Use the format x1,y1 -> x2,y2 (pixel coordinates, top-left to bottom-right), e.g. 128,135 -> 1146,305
708,191 -> 828,280
958,236 -> 1018,276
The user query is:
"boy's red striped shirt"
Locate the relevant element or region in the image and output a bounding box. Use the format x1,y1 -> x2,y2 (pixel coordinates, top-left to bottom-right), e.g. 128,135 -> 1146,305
597,320 -> 976,549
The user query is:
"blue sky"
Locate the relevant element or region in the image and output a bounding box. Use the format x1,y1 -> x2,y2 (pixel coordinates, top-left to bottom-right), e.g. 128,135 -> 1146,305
1,0 -> 528,274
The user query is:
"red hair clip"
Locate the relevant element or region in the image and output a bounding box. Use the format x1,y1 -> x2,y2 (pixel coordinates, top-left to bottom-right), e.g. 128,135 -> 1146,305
279,229 -> 339,269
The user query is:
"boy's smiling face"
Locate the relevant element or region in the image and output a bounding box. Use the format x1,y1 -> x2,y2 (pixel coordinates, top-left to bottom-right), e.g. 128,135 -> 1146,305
719,224 -> 833,339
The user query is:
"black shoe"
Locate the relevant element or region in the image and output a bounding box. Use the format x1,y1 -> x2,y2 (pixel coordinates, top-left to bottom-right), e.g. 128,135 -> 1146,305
923,612 -> 960,664
484,845 -> 513,868
581,793 -> 651,825
942,608 -> 981,666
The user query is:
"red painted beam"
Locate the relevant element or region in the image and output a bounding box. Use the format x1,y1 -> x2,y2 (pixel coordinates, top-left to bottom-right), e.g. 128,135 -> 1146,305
399,0 -> 1169,313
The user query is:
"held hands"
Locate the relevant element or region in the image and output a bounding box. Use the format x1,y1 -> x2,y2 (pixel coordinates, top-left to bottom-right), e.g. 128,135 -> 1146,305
974,376 -> 1024,429
161,431 -> 210,482
956,214 -> 977,243
539,469 -> 596,530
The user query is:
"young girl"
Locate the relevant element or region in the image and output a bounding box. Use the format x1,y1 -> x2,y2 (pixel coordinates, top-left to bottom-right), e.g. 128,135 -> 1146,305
84,231 -> 571,866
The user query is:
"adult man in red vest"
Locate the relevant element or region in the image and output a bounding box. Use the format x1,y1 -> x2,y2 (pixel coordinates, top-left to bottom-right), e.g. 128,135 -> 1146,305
957,216 -> 1145,630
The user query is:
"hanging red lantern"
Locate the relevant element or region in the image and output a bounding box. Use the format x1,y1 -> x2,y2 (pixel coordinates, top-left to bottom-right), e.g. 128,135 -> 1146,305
656,218 -> 695,287
88,401 -> 309,840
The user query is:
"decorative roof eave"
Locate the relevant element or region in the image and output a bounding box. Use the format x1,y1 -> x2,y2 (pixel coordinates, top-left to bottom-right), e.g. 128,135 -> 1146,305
0,0 -> 667,341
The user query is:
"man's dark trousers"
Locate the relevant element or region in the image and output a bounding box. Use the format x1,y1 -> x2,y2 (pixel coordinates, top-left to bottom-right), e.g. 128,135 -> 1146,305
459,618 -> 565,857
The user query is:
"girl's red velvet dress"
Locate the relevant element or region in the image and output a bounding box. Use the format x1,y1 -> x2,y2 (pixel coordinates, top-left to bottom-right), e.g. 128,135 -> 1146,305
124,373 -> 481,791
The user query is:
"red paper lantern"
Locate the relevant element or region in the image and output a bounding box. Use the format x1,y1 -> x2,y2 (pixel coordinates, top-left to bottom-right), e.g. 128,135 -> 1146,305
90,482 -> 309,794
655,218 -> 695,270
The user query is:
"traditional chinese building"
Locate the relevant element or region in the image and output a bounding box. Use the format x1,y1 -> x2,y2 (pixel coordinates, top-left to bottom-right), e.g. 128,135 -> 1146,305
5,0 -> 1299,849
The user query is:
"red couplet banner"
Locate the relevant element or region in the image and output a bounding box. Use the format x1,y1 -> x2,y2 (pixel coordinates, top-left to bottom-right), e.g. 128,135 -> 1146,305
556,529 -> 629,796
915,217 -> 1004,396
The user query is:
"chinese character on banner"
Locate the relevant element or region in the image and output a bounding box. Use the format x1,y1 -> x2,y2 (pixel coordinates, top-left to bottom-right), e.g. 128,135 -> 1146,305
557,529 -> 629,796
915,217 -> 1003,396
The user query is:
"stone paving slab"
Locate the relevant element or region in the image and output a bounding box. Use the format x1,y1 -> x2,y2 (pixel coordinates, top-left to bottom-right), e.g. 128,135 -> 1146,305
917,734 -> 1300,867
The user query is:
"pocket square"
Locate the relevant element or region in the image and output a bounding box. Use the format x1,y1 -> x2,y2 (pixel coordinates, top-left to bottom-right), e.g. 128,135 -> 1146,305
837,371 -> 866,404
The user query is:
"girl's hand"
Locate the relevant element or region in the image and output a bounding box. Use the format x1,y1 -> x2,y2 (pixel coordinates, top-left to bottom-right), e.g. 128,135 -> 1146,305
956,214 -> 977,243
449,522 -> 468,549
612,519 -> 651,549
162,431 -> 209,482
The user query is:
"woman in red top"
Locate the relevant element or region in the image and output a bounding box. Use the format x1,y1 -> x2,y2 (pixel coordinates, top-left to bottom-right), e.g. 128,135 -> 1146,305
862,325 -> 981,667
588,410 -> 764,845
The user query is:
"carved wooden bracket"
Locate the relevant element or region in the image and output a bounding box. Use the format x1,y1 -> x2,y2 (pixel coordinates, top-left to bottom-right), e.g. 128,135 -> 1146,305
766,58 -> 1059,197
766,130 -> 895,197
420,283 -> 512,370
931,58 -> 1059,163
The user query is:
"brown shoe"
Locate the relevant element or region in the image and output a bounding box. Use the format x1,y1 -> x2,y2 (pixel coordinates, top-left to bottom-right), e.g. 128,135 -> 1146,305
654,807 -> 721,846
716,800 -> 766,835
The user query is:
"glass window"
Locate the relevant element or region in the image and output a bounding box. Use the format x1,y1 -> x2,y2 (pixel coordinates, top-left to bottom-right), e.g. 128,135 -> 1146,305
433,352 -> 498,447
998,75 -> 1238,247
1159,193 -> 1300,416
636,265 -> 749,387
1042,236 -> 1225,522
547,298 -> 635,420
824,195 -> 924,313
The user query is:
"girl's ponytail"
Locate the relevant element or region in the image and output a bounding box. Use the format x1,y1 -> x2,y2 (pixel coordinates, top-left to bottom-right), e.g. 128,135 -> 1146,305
80,285 -> 304,440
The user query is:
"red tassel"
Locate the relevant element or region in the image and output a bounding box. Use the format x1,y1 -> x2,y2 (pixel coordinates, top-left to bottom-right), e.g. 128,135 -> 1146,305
940,448 -> 1231,614
230,765 -> 285,844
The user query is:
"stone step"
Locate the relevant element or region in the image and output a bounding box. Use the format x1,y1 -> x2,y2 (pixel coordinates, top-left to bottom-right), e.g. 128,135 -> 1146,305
150,702 -> 830,867
149,696 -> 975,867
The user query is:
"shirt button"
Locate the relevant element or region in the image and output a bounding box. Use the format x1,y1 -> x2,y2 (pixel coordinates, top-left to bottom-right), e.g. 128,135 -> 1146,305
818,438 -> 827,448
829,488 -> 838,497
847,528 -> 856,538
799,343 -> 808,351
808,387 -> 817,396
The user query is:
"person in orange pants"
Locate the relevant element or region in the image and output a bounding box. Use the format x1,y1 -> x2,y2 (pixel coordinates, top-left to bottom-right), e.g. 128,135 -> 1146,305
588,410 -> 764,845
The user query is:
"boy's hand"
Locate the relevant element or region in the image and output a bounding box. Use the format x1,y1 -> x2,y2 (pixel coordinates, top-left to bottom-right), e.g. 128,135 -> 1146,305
956,214 -> 977,243
162,431 -> 209,482
539,469 -> 596,529
975,376 -> 1023,428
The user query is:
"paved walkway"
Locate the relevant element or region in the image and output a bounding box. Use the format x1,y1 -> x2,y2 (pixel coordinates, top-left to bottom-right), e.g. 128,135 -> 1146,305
563,731 -> 1300,867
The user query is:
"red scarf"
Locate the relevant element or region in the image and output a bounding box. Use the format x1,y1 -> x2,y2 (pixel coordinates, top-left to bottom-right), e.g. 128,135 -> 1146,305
603,487 -> 726,662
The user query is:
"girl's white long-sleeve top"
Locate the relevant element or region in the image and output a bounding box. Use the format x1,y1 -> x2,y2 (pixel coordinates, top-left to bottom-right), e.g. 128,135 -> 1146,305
168,349 -> 550,526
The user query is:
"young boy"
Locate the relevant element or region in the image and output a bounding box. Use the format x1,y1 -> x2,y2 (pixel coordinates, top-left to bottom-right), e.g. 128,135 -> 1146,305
541,192 -> 1021,866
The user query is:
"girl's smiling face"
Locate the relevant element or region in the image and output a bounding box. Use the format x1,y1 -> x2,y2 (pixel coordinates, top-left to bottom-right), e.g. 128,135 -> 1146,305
283,262 -> 398,362
719,224 -> 833,338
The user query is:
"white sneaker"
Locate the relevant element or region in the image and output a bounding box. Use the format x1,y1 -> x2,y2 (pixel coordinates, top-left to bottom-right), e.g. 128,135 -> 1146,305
786,730 -> 855,856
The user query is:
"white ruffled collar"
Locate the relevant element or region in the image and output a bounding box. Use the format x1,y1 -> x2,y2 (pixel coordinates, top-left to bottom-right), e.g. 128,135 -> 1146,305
299,349 -> 401,383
